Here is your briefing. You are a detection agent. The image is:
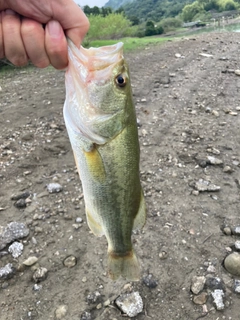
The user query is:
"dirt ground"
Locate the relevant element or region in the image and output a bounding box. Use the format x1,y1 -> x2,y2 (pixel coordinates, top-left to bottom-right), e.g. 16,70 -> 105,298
1,31 -> 240,320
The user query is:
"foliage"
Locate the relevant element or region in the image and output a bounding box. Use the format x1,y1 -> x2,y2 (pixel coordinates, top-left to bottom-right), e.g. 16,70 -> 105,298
83,5 -> 112,16
217,0 -> 238,10
129,15 -> 140,25
145,20 -> 164,36
181,1 -> 204,22
104,0 -> 239,23
118,0 -> 193,22
159,17 -> 183,32
198,0 -> 220,10
181,0 -> 239,20
104,0 -> 133,10
85,13 -> 137,41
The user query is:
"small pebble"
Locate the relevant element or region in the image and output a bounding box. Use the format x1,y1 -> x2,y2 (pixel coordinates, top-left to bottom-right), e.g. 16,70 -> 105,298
223,227 -> 232,236
55,305 -> 68,319
0,263 -> 14,279
194,179 -> 220,192
192,190 -> 199,196
76,217 -> 83,223
159,251 -> 168,259
87,291 -> 101,304
32,267 -> 48,283
207,156 -> 223,165
103,299 -> 110,307
115,291 -> 143,318
224,252 -> 240,276
33,284 -> 42,291
235,240 -> 240,250
142,273 -> 158,288
63,255 -> 77,268
0,222 -> 29,250
223,166 -> 233,173
14,198 -> 27,208
229,111 -> 238,116
207,265 -> 216,273
72,223 -> 81,230
233,279 -> 240,293
2,282 -> 9,289
232,226 -> 240,236
211,289 -> 225,310
23,256 -> 38,266
11,191 -> 31,201
34,227 -> 43,233
80,311 -> 92,320
191,276 -> 206,294
212,110 -> 219,116
193,292 -> 208,305
47,183 -> 62,193
205,276 -> 225,291
8,241 -> 24,258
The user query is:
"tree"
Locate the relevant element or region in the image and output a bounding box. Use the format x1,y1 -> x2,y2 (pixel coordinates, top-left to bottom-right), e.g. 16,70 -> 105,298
181,1 -> 204,22
101,7 -> 112,16
129,15 -> 140,25
115,6 -> 125,14
83,5 -> 91,15
92,6 -> 100,15
145,20 -> 156,36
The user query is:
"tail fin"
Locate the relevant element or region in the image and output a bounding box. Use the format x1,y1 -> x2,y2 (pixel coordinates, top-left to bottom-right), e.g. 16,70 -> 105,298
107,250 -> 140,281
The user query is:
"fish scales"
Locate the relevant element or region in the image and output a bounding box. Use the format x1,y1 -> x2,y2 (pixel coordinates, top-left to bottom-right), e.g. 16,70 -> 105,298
64,40 -> 146,280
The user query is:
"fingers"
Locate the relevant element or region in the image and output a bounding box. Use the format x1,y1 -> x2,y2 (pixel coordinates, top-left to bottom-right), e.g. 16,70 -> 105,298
53,0 -> 89,48
21,18 -> 50,68
2,9 -> 28,66
45,20 -> 68,69
64,14 -> 89,48
0,12 -> 4,58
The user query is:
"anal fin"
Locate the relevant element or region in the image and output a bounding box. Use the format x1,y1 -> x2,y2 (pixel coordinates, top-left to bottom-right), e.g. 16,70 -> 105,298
133,190 -> 146,231
86,208 -> 104,237
84,147 -> 106,183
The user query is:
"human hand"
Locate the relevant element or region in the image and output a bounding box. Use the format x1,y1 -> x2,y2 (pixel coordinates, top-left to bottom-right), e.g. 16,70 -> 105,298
0,0 -> 89,69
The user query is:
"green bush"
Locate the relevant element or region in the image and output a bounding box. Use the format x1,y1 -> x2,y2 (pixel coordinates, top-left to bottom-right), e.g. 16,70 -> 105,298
86,13 -> 136,41
217,0 -> 238,11
145,20 -> 164,36
159,17 -> 183,32
181,1 -> 204,22
156,25 -> 164,34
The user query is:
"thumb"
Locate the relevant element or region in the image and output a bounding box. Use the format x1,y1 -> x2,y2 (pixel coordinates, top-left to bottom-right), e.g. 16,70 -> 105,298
52,1 -> 89,48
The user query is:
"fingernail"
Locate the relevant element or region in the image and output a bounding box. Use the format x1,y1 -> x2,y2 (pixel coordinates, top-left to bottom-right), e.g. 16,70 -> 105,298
47,20 -> 62,38
5,9 -> 17,15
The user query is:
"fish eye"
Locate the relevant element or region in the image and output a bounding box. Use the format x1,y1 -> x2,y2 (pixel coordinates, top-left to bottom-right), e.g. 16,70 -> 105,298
116,74 -> 126,87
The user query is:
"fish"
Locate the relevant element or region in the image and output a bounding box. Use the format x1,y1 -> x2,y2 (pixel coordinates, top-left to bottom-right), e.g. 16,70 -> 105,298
63,40 -> 146,281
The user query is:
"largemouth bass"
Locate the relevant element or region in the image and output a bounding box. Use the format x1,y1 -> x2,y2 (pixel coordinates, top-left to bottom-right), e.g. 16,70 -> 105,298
63,41 -> 146,281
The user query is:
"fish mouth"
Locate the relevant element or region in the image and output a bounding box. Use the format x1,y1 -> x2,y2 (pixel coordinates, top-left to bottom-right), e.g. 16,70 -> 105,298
67,40 -> 124,72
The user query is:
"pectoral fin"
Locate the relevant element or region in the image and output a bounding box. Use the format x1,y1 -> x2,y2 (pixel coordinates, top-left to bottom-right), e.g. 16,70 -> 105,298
86,208 -> 104,237
73,151 -> 81,178
133,190 -> 146,231
84,147 -> 106,183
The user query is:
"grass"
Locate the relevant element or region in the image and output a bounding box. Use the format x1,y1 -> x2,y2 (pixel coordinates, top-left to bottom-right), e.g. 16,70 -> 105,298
0,36 -> 172,75
85,36 -> 172,52
0,62 -> 35,75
